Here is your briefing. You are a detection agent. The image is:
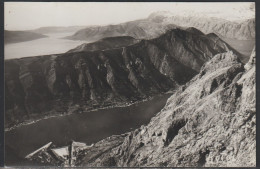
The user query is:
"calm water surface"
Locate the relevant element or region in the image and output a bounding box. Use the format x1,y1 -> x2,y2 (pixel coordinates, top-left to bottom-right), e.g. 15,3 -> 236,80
5,93 -> 172,165
4,32 -> 87,59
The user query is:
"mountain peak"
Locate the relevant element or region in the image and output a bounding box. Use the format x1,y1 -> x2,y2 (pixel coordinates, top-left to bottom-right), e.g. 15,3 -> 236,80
185,27 -> 204,35
200,51 -> 241,74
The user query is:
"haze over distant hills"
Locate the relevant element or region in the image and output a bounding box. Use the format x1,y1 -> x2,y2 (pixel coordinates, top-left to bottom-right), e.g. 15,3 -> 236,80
4,30 -> 47,44
65,20 -> 178,42
5,2 -> 254,30
5,8 -> 255,58
150,11 -> 255,40
30,26 -> 87,34
65,11 -> 255,43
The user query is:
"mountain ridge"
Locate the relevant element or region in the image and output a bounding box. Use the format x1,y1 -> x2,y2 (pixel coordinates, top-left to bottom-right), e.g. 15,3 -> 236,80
24,47 -> 256,167
67,36 -> 140,53
65,13 -> 255,43
75,49 -> 255,167
5,27 -> 234,129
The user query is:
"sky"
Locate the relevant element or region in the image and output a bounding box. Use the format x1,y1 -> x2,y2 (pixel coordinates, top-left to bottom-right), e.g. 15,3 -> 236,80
4,2 -> 255,30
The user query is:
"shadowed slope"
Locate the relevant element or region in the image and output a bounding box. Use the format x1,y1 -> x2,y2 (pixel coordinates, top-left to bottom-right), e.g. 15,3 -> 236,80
76,49 -> 255,167
5,27 -> 235,129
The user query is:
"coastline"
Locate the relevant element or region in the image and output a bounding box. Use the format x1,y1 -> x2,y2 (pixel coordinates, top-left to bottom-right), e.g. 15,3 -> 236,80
5,92 -> 174,132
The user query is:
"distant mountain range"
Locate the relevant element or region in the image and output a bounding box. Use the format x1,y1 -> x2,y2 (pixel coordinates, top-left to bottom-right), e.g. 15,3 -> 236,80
5,27 -> 234,129
65,20 -> 179,42
65,12 -> 255,42
4,30 -> 47,44
152,12 -> 255,40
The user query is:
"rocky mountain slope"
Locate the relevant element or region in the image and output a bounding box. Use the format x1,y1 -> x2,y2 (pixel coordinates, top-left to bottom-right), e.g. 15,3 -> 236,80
67,36 -> 140,53
174,17 -> 255,40
149,12 -> 255,40
74,49 -> 256,167
4,30 -> 47,44
5,27 -> 234,129
65,13 -> 255,42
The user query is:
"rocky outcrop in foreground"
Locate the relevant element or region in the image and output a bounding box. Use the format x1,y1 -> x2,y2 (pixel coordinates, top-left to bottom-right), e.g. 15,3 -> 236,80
74,50 -> 255,167
5,28 -> 233,129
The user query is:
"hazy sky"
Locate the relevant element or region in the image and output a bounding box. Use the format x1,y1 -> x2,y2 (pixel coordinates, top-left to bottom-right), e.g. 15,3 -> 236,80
5,2 -> 255,30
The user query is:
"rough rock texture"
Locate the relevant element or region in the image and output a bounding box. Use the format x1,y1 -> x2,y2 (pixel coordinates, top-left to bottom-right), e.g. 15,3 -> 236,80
76,50 -> 255,167
5,28 -> 235,129
245,46 -> 255,70
4,30 -> 47,44
66,14 -> 255,42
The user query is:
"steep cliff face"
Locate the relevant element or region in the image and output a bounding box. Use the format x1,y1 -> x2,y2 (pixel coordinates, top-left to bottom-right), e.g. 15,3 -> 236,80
245,46 -> 255,70
76,50 -> 255,167
5,28 -> 234,129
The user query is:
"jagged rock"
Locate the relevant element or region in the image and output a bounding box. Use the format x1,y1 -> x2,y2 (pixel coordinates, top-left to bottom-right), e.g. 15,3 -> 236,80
76,50 -> 255,167
244,46 -> 255,70
5,28 -> 233,129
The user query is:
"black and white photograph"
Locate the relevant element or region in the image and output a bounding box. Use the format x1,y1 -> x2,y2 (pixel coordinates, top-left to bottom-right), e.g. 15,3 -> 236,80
3,2 -> 256,167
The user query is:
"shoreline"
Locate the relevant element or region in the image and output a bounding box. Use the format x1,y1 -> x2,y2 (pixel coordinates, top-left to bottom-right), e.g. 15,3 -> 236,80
5,92 -> 173,132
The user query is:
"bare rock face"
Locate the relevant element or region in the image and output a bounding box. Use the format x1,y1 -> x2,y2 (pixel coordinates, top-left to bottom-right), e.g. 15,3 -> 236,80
5,28 -> 233,129
245,46 -> 255,70
77,50 -> 255,167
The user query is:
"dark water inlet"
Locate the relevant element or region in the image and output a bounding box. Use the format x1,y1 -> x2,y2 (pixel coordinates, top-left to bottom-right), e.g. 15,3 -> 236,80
5,93 -> 172,166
